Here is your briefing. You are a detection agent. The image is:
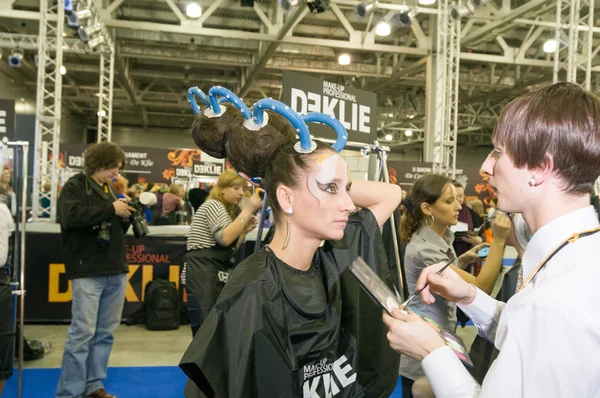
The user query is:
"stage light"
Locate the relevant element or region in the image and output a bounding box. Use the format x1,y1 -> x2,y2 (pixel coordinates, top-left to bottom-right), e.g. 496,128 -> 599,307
186,3 -> 202,18
418,0 -> 436,4
88,36 -> 105,50
375,21 -> 391,36
77,23 -> 101,42
355,1 -> 378,19
59,65 -> 67,75
278,0 -> 301,13
338,53 -> 351,65
387,113 -> 394,117
306,0 -> 330,14
451,0 -> 489,19
543,39 -> 557,53
97,110 -> 106,117
8,50 -> 23,68
394,9 -> 415,27
405,129 -> 413,137
66,9 -> 91,30
385,134 -> 393,141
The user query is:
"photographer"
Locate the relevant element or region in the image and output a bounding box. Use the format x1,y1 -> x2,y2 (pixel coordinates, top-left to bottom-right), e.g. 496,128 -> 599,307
56,142 -> 135,398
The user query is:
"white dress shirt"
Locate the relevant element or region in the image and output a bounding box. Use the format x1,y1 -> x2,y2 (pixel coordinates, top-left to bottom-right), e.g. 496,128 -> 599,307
0,203 -> 14,267
421,206 -> 600,397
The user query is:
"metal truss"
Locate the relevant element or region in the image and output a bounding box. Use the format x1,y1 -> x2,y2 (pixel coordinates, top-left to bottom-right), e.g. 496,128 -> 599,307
432,0 -> 460,178
553,0 -> 595,90
31,0 -> 65,221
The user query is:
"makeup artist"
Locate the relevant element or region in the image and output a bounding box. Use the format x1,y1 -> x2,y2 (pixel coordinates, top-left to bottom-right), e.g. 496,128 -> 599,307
384,83 -> 600,397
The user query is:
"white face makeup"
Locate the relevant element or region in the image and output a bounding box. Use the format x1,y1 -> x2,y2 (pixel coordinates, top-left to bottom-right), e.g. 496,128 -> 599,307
306,153 -> 350,200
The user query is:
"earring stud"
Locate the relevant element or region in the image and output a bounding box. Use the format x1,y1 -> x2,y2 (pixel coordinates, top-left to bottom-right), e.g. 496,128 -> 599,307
285,207 -> 293,215
528,178 -> 536,187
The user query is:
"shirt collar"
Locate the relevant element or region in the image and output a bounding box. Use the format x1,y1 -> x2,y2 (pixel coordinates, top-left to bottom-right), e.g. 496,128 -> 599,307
521,206 -> 600,278
415,224 -> 455,252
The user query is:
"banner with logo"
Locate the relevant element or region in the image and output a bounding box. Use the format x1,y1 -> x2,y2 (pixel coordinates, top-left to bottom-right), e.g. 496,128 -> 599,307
57,143 -> 227,185
24,232 -> 188,322
388,161 -> 495,208
281,71 -> 377,144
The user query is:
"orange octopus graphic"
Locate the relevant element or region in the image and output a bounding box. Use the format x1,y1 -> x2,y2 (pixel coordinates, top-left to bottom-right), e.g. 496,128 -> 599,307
167,149 -> 202,167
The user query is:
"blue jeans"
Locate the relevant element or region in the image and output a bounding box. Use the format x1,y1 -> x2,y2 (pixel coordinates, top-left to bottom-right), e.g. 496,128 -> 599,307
56,274 -> 127,398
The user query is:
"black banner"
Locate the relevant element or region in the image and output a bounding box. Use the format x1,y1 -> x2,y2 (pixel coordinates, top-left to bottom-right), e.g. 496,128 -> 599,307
0,99 -> 15,140
281,71 -> 377,144
58,143 -> 226,184
388,161 -> 495,208
24,232 -> 188,322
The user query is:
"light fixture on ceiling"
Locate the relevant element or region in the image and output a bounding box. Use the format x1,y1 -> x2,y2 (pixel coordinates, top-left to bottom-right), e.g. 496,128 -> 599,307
186,3 -> 202,18
375,21 -> 391,36
418,0 -> 436,5
451,0 -> 489,19
67,9 -> 92,30
59,65 -> 67,75
97,110 -> 106,117
355,1 -> 378,19
394,7 -> 417,28
543,39 -> 557,53
385,134 -> 393,141
278,0 -> 301,13
405,129 -> 413,137
387,113 -> 394,117
8,49 -> 23,68
88,36 -> 105,50
338,53 -> 351,65
306,0 -> 331,14
77,23 -> 101,42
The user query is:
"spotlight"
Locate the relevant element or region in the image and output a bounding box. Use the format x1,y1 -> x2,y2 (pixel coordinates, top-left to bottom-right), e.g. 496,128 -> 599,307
59,65 -> 67,75
338,53 -> 351,65
306,0 -> 330,14
385,134 -> 393,141
66,9 -> 92,29
418,0 -> 436,4
278,0 -> 301,13
355,1 -> 378,19
186,3 -> 202,18
394,8 -> 415,28
8,50 -> 23,68
543,39 -> 557,53
88,36 -> 105,50
77,23 -> 101,42
451,0 -> 488,19
387,113 -> 394,117
405,129 -> 413,137
97,110 -> 106,117
375,21 -> 391,36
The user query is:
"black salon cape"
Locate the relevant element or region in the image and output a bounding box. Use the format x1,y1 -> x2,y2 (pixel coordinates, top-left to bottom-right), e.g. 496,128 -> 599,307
179,209 -> 399,397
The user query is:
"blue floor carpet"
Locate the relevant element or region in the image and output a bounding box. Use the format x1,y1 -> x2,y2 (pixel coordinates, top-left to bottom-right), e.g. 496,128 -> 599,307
4,368 -> 403,397
3,366 -> 188,398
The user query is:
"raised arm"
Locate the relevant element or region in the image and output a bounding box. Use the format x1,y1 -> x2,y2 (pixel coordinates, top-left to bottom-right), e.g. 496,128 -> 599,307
349,180 -> 402,229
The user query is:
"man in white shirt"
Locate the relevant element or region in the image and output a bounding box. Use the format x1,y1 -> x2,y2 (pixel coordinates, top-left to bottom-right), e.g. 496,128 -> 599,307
0,189 -> 15,396
383,82 -> 600,397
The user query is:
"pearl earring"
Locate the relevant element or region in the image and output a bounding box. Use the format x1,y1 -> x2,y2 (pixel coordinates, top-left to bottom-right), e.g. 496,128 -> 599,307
285,207 -> 293,215
528,178 -> 536,187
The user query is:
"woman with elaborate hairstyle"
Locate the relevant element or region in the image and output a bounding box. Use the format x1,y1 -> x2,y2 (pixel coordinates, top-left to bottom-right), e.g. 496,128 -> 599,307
384,82 -> 600,397
180,86 -> 402,397
184,169 -> 262,336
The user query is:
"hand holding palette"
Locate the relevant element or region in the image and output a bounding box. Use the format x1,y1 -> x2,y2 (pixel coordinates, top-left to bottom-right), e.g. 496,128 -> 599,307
349,257 -> 473,367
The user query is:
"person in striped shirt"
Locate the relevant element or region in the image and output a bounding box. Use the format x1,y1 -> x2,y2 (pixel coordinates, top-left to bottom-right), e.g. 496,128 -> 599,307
184,169 -> 262,336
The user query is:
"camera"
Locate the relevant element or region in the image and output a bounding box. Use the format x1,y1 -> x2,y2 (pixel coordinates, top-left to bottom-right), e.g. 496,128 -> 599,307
128,200 -> 150,238
96,221 -> 112,247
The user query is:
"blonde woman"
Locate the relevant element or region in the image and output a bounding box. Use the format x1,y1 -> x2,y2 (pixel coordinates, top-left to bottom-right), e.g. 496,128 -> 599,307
185,169 -> 262,335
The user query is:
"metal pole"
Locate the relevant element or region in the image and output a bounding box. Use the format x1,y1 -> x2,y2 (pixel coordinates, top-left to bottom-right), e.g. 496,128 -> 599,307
18,142 -> 28,398
376,144 -> 404,296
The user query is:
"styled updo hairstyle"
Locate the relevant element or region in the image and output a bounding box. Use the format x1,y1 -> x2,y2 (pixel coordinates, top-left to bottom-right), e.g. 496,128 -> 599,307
191,103 -> 244,158
225,111 -> 297,178
400,174 -> 452,242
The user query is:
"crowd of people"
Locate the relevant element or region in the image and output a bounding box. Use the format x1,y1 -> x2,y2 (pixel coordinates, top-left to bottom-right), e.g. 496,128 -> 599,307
0,81 -> 599,398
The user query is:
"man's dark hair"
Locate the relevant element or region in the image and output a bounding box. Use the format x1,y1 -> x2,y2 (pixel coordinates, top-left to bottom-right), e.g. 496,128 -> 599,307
84,142 -> 126,175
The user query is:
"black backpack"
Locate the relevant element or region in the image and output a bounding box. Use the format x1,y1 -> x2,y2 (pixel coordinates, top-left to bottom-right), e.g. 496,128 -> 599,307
144,279 -> 180,331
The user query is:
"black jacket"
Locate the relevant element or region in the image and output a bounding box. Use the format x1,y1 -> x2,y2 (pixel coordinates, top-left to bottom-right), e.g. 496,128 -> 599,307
58,172 -> 129,279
